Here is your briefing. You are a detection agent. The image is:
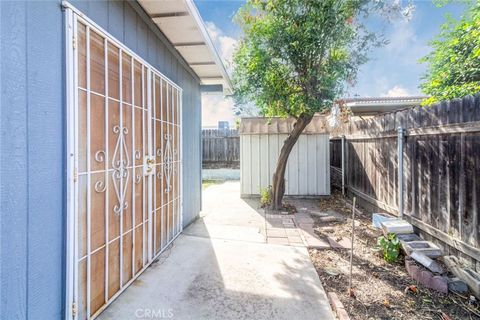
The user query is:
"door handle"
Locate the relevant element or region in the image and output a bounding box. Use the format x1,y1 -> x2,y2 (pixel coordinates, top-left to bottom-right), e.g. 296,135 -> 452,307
144,156 -> 156,176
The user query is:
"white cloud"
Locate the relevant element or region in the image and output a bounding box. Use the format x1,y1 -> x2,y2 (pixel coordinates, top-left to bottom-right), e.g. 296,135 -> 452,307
385,20 -> 429,66
201,94 -> 236,128
201,22 -> 241,128
382,85 -> 411,97
205,21 -> 238,72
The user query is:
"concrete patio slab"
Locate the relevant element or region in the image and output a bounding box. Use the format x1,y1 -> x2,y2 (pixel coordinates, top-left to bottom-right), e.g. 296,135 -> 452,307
99,181 -> 333,320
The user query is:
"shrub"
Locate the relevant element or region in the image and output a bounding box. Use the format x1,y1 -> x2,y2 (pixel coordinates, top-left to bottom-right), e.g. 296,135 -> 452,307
260,186 -> 271,208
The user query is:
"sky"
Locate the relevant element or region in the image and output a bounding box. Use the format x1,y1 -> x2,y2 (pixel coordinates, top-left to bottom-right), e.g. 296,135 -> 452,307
194,0 -> 466,127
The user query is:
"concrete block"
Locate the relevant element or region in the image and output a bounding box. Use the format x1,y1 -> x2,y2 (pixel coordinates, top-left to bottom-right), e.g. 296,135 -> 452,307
381,219 -> 414,235
402,241 -> 442,258
397,233 -> 422,243
410,252 -> 444,274
372,213 -> 396,229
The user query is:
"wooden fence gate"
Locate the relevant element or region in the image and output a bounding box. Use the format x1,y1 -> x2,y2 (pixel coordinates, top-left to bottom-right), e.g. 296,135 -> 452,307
66,10 -> 182,319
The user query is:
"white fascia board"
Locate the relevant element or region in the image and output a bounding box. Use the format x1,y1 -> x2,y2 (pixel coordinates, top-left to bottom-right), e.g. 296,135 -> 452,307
184,0 -> 232,93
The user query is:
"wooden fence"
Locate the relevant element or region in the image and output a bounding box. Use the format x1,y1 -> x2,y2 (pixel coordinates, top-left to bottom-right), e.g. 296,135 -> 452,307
330,94 -> 480,269
202,129 -> 240,168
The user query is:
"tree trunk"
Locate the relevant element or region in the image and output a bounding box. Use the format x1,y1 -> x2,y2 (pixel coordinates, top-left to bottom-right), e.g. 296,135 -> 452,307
271,114 -> 313,210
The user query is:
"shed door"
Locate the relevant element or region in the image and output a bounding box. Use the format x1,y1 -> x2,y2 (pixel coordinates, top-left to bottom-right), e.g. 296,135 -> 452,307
68,13 -> 182,320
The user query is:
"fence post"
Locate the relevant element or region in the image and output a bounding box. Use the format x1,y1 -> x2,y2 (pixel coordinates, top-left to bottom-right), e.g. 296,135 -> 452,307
341,135 -> 346,196
397,127 -> 405,218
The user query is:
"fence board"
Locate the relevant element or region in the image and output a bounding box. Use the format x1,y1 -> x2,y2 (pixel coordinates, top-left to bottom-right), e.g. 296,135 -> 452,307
202,129 -> 239,168
330,94 -> 480,268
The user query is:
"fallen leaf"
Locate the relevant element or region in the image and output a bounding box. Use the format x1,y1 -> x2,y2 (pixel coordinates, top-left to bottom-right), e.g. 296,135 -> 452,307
404,285 -> 417,294
383,299 -> 390,308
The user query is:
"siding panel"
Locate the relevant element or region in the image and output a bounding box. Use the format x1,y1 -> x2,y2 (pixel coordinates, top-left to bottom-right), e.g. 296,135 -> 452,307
0,1 -> 202,318
240,133 -> 330,196
1,2 -> 28,318
26,2 -> 64,318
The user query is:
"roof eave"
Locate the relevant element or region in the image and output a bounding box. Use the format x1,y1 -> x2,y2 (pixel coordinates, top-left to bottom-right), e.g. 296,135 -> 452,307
184,0 -> 232,94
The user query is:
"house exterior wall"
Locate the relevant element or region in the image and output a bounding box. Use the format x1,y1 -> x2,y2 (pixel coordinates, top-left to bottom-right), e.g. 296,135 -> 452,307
0,1 -> 202,318
240,133 -> 331,197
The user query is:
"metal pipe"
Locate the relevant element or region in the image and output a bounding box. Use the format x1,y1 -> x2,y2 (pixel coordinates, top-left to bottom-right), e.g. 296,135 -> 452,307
397,127 -> 405,218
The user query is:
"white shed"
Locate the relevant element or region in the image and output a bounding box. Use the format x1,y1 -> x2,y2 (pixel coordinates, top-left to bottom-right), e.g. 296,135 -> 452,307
240,116 -> 330,197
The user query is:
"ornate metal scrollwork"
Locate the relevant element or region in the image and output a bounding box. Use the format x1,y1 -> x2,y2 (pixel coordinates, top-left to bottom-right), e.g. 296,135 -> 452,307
95,150 -> 106,163
163,133 -> 174,193
111,125 -> 130,214
134,149 -> 142,161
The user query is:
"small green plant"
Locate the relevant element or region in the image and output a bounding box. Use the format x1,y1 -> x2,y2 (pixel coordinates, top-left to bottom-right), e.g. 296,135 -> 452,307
260,186 -> 271,208
377,233 -> 401,263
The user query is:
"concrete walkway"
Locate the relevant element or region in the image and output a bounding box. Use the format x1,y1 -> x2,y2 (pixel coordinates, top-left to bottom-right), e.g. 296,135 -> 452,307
99,181 -> 334,320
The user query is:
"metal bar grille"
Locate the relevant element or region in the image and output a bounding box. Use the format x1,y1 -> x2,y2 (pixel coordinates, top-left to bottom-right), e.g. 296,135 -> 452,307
66,8 -> 183,320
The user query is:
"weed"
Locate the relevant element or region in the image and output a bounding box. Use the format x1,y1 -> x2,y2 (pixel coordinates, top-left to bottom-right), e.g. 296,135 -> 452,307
377,233 -> 401,263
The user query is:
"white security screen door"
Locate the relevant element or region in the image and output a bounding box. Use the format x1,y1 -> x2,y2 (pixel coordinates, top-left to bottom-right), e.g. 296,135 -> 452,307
66,8 -> 182,320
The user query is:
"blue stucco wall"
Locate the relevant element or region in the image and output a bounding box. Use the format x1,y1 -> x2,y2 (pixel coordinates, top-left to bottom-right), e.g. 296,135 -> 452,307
0,1 -> 202,318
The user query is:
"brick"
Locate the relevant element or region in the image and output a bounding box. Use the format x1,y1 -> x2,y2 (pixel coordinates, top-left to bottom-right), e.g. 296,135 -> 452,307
328,237 -> 351,249
430,276 -> 448,294
405,260 -> 420,281
328,292 -> 350,320
419,270 -> 433,285
410,252 -> 444,273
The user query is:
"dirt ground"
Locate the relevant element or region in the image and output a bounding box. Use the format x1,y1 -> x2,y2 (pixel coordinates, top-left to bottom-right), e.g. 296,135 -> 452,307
307,189 -> 480,320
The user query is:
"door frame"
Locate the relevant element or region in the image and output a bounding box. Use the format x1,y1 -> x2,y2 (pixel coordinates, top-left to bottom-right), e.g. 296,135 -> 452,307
64,2 -> 184,319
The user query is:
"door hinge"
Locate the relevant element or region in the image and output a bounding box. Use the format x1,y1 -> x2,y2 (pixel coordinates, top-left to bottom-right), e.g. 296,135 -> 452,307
72,302 -> 77,318
73,167 -> 78,182
72,37 -> 77,50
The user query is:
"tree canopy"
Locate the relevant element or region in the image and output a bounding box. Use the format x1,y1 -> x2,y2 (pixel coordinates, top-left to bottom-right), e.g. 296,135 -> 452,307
232,0 -> 390,119
420,2 -> 480,105
231,0 -> 407,209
